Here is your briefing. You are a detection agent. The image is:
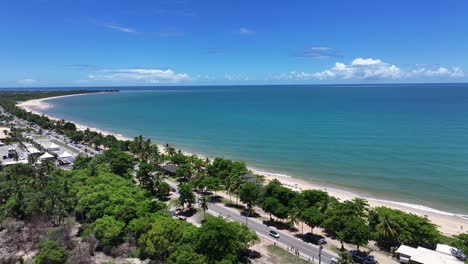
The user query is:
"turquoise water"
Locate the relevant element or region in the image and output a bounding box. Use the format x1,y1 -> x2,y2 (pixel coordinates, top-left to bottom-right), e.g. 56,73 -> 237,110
42,84 -> 468,214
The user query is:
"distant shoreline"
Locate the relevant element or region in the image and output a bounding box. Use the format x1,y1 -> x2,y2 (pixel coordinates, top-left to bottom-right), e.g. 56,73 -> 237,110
16,92 -> 468,236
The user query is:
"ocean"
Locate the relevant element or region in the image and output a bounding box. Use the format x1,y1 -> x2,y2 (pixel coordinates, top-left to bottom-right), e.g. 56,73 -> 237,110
40,84 -> 468,214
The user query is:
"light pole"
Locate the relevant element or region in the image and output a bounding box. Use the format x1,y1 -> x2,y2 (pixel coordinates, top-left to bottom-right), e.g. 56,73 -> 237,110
319,245 -> 323,264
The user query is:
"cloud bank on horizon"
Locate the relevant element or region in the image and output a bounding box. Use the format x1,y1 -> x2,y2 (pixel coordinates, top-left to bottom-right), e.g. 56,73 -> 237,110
1,0 -> 468,86
273,58 -> 465,82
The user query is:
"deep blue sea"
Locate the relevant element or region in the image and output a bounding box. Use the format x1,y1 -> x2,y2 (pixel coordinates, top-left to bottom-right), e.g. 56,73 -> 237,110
39,84 -> 468,214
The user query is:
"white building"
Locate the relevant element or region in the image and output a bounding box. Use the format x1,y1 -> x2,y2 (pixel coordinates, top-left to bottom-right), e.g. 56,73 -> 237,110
396,245 -> 462,264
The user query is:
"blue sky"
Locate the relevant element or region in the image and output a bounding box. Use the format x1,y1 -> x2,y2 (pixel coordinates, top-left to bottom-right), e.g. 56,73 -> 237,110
1,0 -> 467,87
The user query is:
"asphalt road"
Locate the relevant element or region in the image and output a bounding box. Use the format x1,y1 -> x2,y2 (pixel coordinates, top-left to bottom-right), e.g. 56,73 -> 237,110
167,181 -> 338,264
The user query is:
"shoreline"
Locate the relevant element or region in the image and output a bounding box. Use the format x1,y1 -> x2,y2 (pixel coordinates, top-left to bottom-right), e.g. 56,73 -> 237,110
16,93 -> 468,236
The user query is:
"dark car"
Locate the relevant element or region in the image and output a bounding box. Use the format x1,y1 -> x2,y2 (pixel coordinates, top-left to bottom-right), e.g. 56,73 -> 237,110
303,233 -> 326,245
349,250 -> 377,264
363,256 -> 377,264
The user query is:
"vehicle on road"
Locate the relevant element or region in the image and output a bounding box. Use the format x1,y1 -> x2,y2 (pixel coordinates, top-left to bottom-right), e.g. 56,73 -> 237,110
303,233 -> 326,245
269,230 -> 280,238
330,257 -> 339,264
349,250 -> 377,264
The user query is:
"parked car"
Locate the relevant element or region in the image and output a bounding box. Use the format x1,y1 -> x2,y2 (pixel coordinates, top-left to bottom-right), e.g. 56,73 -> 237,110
303,233 -> 326,245
330,257 -> 339,264
269,230 -> 280,238
349,250 -> 377,264
451,248 -> 466,261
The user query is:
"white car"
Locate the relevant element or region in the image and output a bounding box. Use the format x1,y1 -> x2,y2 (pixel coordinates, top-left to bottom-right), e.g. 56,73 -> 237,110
269,230 -> 280,238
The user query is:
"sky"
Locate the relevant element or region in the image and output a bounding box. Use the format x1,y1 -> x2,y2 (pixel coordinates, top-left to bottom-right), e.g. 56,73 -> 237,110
1,0 -> 468,87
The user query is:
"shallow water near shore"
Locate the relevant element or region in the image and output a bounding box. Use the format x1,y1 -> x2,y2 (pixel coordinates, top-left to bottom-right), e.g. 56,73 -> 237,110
40,84 -> 468,214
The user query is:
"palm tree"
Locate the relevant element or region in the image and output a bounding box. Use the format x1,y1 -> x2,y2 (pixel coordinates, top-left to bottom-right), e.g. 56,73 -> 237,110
200,195 -> 209,221
289,207 -> 300,229
149,145 -> 160,164
376,212 -> 398,247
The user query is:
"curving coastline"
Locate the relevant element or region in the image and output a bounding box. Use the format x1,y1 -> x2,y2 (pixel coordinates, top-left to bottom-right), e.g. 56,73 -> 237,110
16,93 -> 468,236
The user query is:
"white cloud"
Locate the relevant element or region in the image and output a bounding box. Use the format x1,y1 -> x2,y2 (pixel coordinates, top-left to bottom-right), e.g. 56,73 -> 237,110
224,74 -> 250,81
17,78 -> 37,85
104,23 -> 137,33
274,58 -> 465,81
299,46 -> 342,58
88,68 -> 190,83
238,27 -> 256,35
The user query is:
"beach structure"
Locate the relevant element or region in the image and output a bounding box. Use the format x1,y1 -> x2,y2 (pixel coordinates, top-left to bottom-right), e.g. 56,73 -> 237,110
25,144 -> 41,156
47,142 -> 61,152
39,152 -> 54,161
159,163 -> 178,176
0,144 -> 28,167
0,127 -> 10,140
396,245 -> 461,264
59,151 -> 73,159
58,150 -> 75,165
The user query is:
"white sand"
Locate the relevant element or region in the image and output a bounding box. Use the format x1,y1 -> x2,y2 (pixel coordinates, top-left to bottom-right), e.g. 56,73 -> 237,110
16,94 -> 468,236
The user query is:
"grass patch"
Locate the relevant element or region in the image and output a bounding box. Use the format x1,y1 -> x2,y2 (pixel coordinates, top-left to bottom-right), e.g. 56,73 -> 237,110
330,245 -> 342,254
439,234 -> 456,246
267,245 -> 311,264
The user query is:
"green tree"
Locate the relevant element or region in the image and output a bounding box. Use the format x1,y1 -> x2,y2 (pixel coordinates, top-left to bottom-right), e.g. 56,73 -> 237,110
104,149 -> 133,177
92,215 -> 125,249
200,176 -> 222,194
73,154 -> 93,170
168,245 -> 207,264
262,197 -> 280,221
178,183 -> 195,209
138,216 -> 196,260
342,216 -> 370,250
239,182 -> 261,223
200,194 -> 209,221
302,207 -> 323,234
337,251 -> 354,264
370,207 -> 440,250
452,233 -> 468,255
175,163 -> 192,181
155,181 -> 171,197
34,240 -> 68,264
137,163 -> 154,191
196,217 -> 258,263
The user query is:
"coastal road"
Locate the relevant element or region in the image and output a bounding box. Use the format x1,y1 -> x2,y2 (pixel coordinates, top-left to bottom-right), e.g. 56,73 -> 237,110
167,181 -> 338,263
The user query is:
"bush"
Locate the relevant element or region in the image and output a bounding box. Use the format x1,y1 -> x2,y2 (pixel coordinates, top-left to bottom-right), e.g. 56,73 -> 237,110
34,240 -> 68,264
92,216 -> 125,249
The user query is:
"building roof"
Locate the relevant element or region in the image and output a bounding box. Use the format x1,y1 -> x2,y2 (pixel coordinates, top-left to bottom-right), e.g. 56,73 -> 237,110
1,159 -> 28,166
396,245 -> 461,264
39,152 -> 54,160
59,151 -> 73,158
436,244 -> 458,256
396,245 -> 421,257
26,145 -> 41,154
161,163 -> 178,173
48,143 -> 60,150
0,127 -> 10,140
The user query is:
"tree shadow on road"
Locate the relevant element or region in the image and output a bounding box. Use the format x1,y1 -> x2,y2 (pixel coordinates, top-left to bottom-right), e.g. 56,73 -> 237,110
263,219 -> 299,232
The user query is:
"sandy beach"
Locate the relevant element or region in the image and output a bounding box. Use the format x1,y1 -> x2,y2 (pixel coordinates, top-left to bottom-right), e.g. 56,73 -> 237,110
16,93 -> 468,236
17,93 -> 131,141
